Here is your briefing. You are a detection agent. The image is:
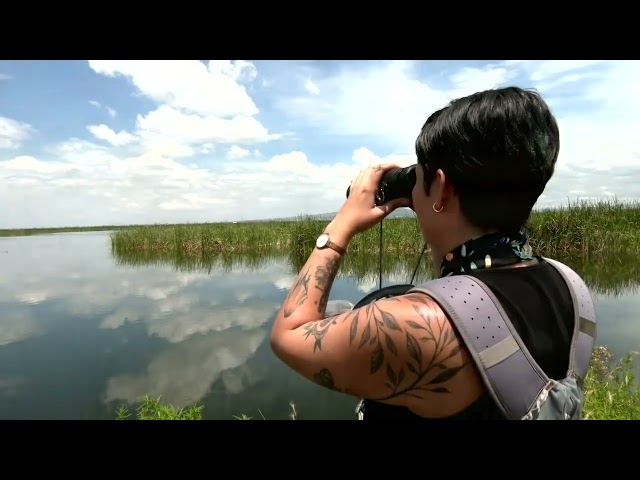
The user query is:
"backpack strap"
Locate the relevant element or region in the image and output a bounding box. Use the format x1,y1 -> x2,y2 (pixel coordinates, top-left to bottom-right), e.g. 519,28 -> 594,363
541,257 -> 597,384
409,275 -> 550,419
408,259 -> 597,419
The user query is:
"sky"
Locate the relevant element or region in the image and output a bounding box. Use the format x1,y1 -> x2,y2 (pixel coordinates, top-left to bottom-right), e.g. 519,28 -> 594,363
0,59 -> 638,228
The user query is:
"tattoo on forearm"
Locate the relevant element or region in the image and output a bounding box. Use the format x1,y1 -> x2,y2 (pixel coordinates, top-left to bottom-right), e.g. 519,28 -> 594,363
313,255 -> 342,314
283,268 -> 311,317
282,254 -> 342,320
302,292 -> 467,401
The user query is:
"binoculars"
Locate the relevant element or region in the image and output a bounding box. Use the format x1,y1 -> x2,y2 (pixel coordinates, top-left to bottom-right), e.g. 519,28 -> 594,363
346,164 -> 416,206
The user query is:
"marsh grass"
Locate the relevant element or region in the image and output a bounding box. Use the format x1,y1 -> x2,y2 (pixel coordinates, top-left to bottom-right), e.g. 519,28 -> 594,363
109,219 -> 320,256
528,199 -> 640,256
108,199 -> 640,258
117,348 -> 638,420
109,215 -> 424,256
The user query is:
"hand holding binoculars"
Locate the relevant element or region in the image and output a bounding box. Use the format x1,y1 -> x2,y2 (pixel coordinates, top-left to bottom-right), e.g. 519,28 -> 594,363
345,164 -> 416,206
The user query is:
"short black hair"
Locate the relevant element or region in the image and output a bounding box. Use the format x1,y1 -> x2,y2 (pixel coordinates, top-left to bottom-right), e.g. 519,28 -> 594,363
415,86 -> 560,231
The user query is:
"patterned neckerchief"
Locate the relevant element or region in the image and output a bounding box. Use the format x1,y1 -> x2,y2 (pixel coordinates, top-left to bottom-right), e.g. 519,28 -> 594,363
439,227 -> 534,277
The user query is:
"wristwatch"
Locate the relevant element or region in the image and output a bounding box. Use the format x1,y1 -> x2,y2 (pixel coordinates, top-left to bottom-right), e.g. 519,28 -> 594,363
315,232 -> 347,255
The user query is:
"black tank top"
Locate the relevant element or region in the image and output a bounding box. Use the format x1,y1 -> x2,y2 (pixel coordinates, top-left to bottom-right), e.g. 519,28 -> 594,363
360,257 -> 575,420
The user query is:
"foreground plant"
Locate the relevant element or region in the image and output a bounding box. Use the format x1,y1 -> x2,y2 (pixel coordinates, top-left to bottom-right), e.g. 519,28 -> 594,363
116,395 -> 203,420
583,346 -> 640,420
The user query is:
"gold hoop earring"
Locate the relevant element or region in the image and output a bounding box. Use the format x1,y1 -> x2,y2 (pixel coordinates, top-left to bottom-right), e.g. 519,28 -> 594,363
433,203 -> 443,213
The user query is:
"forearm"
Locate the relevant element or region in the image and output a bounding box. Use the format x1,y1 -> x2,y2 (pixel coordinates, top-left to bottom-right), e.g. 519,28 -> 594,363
273,223 -> 352,332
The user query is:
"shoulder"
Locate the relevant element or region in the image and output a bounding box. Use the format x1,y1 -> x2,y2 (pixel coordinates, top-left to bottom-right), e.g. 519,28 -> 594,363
362,291 -> 486,417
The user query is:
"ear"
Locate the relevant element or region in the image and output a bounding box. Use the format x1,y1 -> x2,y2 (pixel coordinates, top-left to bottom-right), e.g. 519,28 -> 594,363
432,169 -> 455,205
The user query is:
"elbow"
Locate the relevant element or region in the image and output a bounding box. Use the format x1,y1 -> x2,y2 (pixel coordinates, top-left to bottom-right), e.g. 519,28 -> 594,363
270,327 -> 285,361
270,326 -> 296,367
270,310 -> 302,356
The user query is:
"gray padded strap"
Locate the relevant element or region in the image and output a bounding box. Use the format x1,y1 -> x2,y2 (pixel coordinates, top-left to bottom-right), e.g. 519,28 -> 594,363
409,275 -> 549,420
542,258 -> 597,382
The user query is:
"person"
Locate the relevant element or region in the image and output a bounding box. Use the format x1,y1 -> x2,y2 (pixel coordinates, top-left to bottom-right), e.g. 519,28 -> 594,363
270,86 -> 582,420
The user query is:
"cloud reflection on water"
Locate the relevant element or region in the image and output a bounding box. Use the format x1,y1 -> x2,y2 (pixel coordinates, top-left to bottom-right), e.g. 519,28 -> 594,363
0,233 -> 294,416
104,327 -> 268,409
0,311 -> 43,347
1,232 -> 640,419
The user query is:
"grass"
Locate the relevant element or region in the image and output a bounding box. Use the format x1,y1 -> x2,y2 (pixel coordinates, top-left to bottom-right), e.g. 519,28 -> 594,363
115,395 -> 204,420
109,217 -> 348,256
529,198 -> 640,255
107,199 -> 640,258
583,347 -> 640,420
115,397 -> 298,420
117,348 -> 639,420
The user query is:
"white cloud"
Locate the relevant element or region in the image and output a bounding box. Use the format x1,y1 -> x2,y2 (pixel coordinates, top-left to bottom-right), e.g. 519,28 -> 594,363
0,141 -> 402,226
0,116 -> 33,150
305,78 -> 320,95
351,146 -> 414,168
87,124 -> 137,146
0,60 -> 637,228
83,61 -> 282,159
134,105 -> 278,145
227,145 -> 259,160
277,61 -> 443,153
89,100 -> 117,117
88,60 -> 258,117
509,60 -> 606,83
448,63 -> 513,92
275,59 -> 640,206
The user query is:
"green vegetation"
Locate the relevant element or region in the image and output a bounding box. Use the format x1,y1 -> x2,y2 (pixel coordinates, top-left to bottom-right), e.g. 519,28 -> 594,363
583,347 -> 640,420
117,348 -> 639,420
109,216 -> 356,256
108,199 -> 640,258
115,395 -> 204,420
530,199 -> 640,255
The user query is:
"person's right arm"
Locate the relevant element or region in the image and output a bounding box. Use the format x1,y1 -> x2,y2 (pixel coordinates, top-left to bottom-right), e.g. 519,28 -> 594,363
271,290 -> 486,417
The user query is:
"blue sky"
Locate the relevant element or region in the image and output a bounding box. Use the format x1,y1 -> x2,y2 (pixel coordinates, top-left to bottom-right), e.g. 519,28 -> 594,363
0,60 -> 637,228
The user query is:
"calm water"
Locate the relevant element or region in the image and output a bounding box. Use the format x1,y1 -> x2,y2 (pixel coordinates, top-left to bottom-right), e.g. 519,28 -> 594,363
0,232 -> 638,420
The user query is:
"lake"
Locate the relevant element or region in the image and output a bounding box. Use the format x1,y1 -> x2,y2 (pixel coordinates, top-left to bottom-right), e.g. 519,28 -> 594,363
0,231 -> 638,420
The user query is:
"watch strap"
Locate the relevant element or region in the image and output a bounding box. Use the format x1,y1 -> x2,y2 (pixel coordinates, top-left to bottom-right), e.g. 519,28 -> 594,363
325,238 -> 347,255
317,233 -> 347,255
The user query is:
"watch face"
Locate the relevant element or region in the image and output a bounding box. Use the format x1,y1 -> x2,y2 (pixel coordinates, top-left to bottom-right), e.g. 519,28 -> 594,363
316,233 -> 329,248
